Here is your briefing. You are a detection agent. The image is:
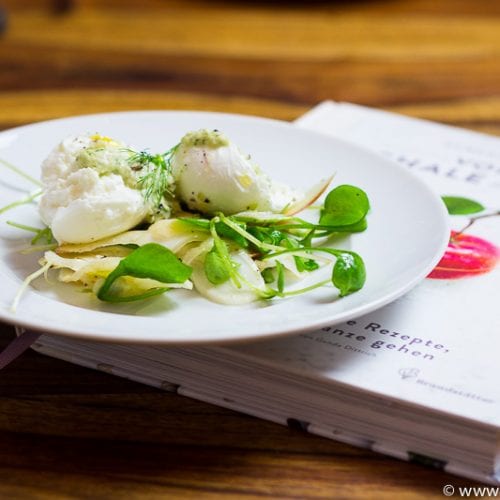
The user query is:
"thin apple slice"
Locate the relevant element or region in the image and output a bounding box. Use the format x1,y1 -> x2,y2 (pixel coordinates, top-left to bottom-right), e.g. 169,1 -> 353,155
283,175 -> 334,216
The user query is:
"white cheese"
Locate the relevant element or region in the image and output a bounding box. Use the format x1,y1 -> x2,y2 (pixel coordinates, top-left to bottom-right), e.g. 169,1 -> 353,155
172,130 -> 301,215
39,134 -> 148,244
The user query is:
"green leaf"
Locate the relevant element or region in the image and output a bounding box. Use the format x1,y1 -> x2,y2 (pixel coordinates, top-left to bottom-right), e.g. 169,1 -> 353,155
6,220 -> 54,245
332,252 -> 366,297
294,256 -> 319,272
333,217 -> 367,233
209,220 -> 241,288
300,228 -> 316,247
32,227 -> 54,245
441,196 -> 485,215
178,217 -> 210,231
215,220 -> 248,248
282,237 -> 319,272
179,217 -> 248,248
276,260 -> 285,294
319,185 -> 369,227
97,243 -> 192,302
204,248 -> 231,285
261,268 -> 275,284
261,246 -> 367,298
248,226 -> 284,246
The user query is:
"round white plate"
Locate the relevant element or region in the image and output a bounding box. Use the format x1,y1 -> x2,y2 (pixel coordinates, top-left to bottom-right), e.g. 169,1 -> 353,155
0,111 -> 448,344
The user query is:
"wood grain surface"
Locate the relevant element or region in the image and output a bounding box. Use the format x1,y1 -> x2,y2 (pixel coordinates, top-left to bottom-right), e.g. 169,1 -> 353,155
0,1 -> 498,498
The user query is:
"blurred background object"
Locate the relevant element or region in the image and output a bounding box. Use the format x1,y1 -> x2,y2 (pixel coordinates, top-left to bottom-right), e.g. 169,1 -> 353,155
0,5 -> 6,34
1,0 -> 500,133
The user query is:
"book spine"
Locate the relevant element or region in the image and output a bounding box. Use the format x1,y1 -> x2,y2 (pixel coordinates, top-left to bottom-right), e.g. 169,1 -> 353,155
30,338 -> 499,486
308,423 -> 498,485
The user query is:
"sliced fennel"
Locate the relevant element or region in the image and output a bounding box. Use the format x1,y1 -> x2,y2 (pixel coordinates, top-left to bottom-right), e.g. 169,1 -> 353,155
43,184 -> 367,306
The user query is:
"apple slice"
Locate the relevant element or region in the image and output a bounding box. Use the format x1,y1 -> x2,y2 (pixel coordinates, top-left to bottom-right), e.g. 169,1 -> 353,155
283,175 -> 334,216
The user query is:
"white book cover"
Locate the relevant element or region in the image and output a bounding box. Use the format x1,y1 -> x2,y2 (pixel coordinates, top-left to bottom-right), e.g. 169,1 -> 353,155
30,102 -> 500,483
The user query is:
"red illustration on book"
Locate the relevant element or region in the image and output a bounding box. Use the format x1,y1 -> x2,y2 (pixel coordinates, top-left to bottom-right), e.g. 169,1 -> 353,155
428,231 -> 499,279
428,196 -> 499,280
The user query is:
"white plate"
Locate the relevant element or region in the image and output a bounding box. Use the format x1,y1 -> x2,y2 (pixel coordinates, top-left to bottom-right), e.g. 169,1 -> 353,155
0,111 -> 449,345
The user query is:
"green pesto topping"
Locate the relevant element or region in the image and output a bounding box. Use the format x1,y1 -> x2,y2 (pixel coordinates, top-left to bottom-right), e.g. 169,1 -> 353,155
180,129 -> 229,149
76,144 -> 136,188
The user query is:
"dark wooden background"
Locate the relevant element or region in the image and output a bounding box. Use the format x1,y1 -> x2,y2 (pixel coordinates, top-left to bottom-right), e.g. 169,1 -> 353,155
1,1 -> 498,497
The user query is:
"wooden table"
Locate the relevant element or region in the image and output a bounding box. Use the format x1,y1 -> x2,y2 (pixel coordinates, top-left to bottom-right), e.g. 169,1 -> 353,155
0,1 -> 498,497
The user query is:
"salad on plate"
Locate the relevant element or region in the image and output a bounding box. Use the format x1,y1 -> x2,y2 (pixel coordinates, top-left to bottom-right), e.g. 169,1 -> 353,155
4,129 -> 370,310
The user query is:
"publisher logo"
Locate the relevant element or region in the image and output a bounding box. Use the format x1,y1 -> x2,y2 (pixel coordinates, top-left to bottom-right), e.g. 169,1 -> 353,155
398,367 -> 420,380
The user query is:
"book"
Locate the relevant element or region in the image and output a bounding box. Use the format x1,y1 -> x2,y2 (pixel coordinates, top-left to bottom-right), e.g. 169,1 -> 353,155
25,102 -> 500,485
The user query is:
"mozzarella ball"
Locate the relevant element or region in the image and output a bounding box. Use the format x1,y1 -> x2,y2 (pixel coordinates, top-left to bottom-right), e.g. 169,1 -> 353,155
172,129 -> 300,215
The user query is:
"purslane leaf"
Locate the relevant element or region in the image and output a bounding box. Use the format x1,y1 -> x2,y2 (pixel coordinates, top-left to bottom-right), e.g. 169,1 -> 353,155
97,243 -> 192,302
331,251 -> 366,297
209,219 -> 241,288
276,260 -> 285,294
319,185 -> 369,226
204,248 -> 231,285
